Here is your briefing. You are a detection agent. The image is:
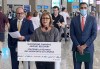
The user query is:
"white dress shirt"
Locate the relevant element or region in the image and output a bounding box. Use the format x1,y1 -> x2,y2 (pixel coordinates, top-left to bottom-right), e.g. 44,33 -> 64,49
60,11 -> 70,25
31,17 -> 40,30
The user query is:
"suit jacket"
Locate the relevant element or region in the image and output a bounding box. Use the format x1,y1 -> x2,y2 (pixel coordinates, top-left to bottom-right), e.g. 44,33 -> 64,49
8,18 -> 34,48
70,15 -> 97,51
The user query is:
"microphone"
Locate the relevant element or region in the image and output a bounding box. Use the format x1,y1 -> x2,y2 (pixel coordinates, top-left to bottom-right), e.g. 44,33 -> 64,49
45,27 -> 48,30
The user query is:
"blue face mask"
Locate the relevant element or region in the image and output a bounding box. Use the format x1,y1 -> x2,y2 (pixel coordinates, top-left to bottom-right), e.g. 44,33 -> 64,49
80,9 -> 87,16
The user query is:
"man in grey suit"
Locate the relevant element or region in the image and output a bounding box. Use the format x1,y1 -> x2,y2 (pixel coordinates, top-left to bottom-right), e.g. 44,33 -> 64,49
70,2 -> 97,69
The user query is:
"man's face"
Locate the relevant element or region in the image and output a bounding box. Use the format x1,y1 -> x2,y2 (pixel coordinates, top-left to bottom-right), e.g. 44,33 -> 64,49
53,8 -> 59,15
16,8 -> 25,20
80,4 -> 88,10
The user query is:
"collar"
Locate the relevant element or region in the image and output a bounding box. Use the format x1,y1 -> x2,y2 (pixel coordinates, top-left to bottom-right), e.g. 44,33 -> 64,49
18,18 -> 24,22
53,13 -> 60,17
80,14 -> 87,18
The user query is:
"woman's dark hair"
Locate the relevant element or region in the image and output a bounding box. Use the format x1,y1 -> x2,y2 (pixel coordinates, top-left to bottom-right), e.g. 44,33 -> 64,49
33,11 -> 38,17
62,7 -> 65,11
40,12 -> 52,27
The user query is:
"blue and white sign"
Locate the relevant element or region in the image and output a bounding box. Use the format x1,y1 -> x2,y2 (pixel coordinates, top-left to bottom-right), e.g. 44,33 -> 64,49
37,5 -> 42,9
24,5 -> 31,12
18,42 -> 61,62
44,5 -> 49,9
52,0 -> 60,8
72,5 -> 79,9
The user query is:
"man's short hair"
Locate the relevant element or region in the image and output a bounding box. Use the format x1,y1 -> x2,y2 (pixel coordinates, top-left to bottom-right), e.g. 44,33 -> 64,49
79,2 -> 88,7
16,7 -> 24,12
53,6 -> 59,10
62,7 -> 66,11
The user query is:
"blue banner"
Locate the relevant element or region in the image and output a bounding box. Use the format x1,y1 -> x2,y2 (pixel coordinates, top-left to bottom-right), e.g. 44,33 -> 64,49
67,0 -> 74,2
72,5 -> 79,9
24,5 -> 31,12
37,5 -> 42,9
44,5 -> 49,9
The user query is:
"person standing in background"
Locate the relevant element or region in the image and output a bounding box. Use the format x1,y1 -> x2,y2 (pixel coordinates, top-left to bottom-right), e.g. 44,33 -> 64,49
60,7 -> 70,41
39,10 -> 43,18
60,7 -> 70,27
31,11 -> 40,30
90,11 -> 96,17
0,6 -> 9,55
26,12 -> 33,20
51,6 -> 65,41
26,11 -> 40,30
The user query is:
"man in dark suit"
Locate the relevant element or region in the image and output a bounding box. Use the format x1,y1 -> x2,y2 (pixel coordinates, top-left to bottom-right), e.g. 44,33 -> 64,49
8,7 -> 34,69
70,2 -> 97,69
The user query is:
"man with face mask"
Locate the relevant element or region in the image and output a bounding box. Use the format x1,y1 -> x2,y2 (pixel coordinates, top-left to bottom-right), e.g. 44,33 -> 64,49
70,2 -> 97,69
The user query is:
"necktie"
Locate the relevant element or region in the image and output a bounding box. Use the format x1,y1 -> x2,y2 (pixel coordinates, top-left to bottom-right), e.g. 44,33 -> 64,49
18,20 -> 21,31
81,16 -> 85,31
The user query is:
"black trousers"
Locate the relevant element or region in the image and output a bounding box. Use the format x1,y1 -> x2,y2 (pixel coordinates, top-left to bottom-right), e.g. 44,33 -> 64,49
9,47 -> 19,69
35,62 -> 55,69
0,32 -> 5,42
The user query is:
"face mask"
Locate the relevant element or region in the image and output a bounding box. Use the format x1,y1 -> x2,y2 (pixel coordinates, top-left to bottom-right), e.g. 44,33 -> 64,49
80,9 -> 87,16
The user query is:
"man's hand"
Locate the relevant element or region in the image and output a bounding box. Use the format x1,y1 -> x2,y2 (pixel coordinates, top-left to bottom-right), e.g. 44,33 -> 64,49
18,36 -> 25,41
77,44 -> 87,55
77,45 -> 84,55
57,22 -> 62,27
81,44 -> 87,50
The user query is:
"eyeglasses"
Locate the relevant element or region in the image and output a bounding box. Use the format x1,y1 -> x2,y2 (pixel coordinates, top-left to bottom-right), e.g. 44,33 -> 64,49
16,12 -> 24,15
42,18 -> 50,20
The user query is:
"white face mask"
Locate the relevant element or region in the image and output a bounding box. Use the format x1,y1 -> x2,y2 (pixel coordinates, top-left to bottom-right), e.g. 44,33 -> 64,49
80,9 -> 87,16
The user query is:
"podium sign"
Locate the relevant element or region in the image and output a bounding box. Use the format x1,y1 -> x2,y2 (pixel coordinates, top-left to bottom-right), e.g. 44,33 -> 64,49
18,42 -> 61,62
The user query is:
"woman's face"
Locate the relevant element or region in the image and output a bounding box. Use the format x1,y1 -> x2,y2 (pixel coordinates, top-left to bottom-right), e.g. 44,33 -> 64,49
42,15 -> 50,27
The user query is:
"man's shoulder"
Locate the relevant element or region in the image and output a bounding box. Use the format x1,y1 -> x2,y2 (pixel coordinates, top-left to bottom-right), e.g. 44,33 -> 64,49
10,18 -> 17,23
0,12 -> 4,16
72,15 -> 79,20
23,18 -> 29,21
24,18 -> 32,24
58,14 -> 64,19
58,14 -> 63,16
0,12 -> 7,18
51,13 -> 54,16
87,15 -> 95,19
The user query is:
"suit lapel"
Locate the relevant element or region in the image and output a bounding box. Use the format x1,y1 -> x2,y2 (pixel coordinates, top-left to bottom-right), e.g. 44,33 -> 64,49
15,19 -> 18,27
20,18 -> 25,32
77,15 -> 82,32
14,19 -> 18,31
